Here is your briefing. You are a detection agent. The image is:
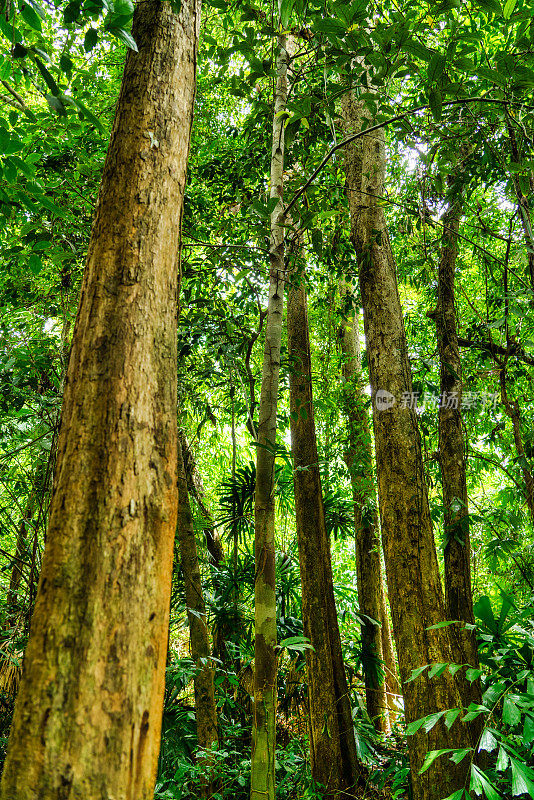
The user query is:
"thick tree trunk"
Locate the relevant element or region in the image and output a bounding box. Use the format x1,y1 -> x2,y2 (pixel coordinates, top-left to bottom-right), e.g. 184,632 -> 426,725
432,174 -> 481,709
0,1 -> 199,797
288,271 -> 364,797
176,436 -> 219,780
250,21 -> 289,800
338,280 -> 390,734
343,89 -> 473,800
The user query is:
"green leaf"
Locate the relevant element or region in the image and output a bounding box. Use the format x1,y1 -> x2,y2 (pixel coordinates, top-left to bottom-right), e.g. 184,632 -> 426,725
34,57 -> 60,96
0,131 -> 23,154
503,0 -> 517,18
28,253 -> 42,274
84,28 -> 98,52
427,620 -> 459,630
466,668 -> 483,683
442,791 -> 465,800
406,716 -> 426,735
503,696 -> 521,726
478,728 -> 498,753
495,745 -> 509,772
313,18 -> 346,36
445,708 -> 461,730
21,3 -> 42,31
470,764 -> 501,800
477,66 -> 507,86
60,54 -> 73,73
428,53 -> 446,82
45,94 -> 66,115
511,758 -> 534,797
71,97 -> 104,134
6,155 -> 34,177
423,711 -> 446,732
429,663 -> 449,679
523,713 -> 534,743
108,26 -> 138,51
406,665 -> 429,683
475,0 -> 502,13
39,195 -> 67,218
419,749 -> 454,774
450,748 -> 472,765
279,0 -> 295,27
12,43 -> 28,58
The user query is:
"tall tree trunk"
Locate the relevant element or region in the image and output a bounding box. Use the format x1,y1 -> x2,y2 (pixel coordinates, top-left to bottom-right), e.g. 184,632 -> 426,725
5,502 -> 34,628
342,89 -> 474,800
338,280 -> 398,733
500,368 -> 534,524
0,1 -> 199,797
506,114 -> 534,292
287,270 -> 364,797
337,281 -> 388,732
176,436 -> 219,784
250,19 -> 289,800
431,170 -> 482,721
379,586 -> 400,720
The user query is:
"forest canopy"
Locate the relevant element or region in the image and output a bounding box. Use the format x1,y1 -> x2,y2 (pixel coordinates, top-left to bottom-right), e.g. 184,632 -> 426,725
0,0 -> 533,799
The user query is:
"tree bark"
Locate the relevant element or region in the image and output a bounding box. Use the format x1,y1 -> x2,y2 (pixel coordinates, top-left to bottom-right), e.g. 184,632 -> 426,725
0,1 -> 199,797
432,172 -> 481,694
250,20 -> 289,800
179,429 -> 224,568
343,89 -> 473,800
288,270 -> 364,797
338,279 -> 391,734
500,369 -> 534,525
176,436 -> 219,784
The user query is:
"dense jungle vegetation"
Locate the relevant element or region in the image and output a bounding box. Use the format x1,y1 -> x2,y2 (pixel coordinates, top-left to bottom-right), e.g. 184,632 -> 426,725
0,0 -> 534,798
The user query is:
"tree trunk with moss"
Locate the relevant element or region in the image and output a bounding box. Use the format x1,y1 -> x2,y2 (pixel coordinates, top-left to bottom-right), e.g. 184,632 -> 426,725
250,19 -> 289,800
0,1 -> 199,797
176,436 -> 219,788
338,279 -> 393,734
431,169 -> 482,724
288,269 -> 364,797
343,88 -> 474,800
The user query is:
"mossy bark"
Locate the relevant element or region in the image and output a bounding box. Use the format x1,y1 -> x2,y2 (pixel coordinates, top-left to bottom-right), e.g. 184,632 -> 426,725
338,279 -> 393,734
343,88 -> 474,800
176,436 -> 219,790
288,272 -> 364,798
433,170 -> 482,727
0,1 -> 199,797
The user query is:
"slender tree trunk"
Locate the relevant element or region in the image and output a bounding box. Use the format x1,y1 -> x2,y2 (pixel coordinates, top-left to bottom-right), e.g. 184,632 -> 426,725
338,280 -> 390,734
500,369 -> 534,524
287,270 -> 364,797
179,429 -> 224,569
5,503 -> 34,627
343,89 -> 474,800
176,436 -> 219,785
431,171 -> 482,722
379,587 -> 400,720
250,20 -> 289,800
506,114 -> 534,292
0,2 -> 199,797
